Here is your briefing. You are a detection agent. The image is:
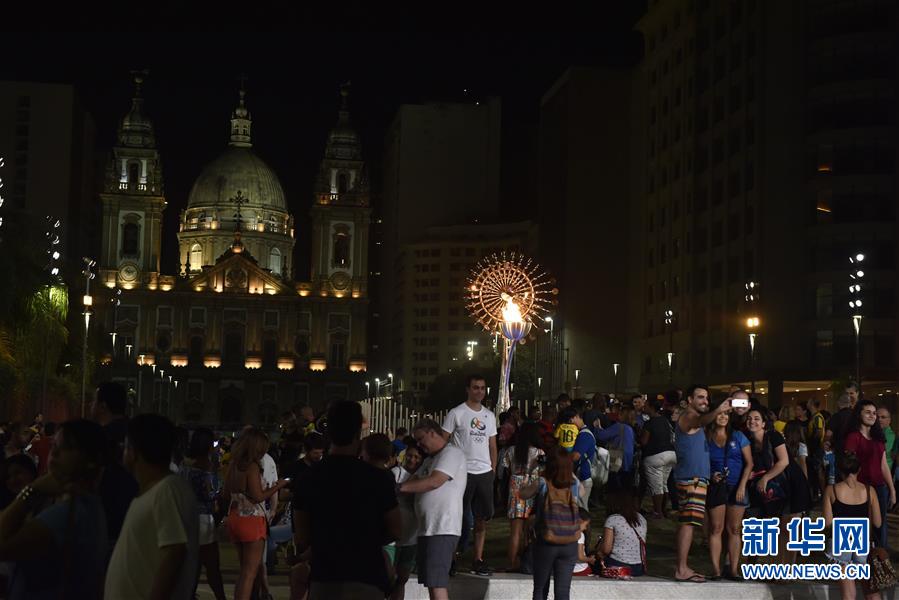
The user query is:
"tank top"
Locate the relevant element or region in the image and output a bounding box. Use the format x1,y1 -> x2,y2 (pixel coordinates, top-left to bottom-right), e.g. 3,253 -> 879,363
832,485 -> 869,520
674,421 -> 710,481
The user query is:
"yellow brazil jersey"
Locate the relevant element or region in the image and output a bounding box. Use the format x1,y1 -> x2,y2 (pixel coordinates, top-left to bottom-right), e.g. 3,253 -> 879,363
555,423 -> 579,450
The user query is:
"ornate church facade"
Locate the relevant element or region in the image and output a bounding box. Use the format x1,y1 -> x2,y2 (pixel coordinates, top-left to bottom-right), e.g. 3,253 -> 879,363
94,74 -> 370,427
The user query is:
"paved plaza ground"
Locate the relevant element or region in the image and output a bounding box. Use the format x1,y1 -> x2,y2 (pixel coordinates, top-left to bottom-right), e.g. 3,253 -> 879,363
198,507 -> 899,599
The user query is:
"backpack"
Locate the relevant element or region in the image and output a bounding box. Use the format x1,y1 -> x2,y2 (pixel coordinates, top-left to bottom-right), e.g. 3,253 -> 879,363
537,480 -> 581,544
578,429 -> 606,484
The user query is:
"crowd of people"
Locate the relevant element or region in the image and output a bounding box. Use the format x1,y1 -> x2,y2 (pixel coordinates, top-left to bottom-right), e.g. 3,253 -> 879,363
0,377 -> 894,599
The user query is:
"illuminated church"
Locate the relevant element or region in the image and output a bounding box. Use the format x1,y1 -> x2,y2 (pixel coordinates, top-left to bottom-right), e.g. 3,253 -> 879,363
95,74 -> 370,426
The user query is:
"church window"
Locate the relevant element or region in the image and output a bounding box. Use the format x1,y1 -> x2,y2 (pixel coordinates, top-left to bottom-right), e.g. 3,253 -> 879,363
122,223 -> 139,257
332,226 -> 351,268
328,313 -> 350,368
337,172 -> 349,194
270,247 -> 282,275
128,162 -> 140,186
223,331 -> 244,367
189,244 -> 203,271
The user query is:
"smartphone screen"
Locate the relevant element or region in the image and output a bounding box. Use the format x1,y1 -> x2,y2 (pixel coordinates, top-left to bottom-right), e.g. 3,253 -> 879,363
732,398 -> 749,408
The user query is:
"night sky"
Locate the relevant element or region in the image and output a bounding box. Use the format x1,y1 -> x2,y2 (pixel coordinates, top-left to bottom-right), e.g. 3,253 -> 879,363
0,21 -> 643,275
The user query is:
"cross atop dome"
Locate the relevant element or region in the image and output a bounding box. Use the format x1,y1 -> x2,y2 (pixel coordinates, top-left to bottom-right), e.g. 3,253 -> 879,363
229,76 -> 252,148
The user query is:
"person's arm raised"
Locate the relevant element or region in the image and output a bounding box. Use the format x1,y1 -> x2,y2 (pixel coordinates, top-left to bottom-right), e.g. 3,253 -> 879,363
698,399 -> 732,427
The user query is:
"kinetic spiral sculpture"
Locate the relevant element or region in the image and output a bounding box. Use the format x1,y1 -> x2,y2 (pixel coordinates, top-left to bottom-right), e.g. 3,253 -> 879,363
465,253 -> 558,412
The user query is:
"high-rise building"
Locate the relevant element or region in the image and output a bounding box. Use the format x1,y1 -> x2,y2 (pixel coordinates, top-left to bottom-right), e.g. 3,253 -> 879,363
96,76 -> 370,425
376,99 -> 503,375
631,0 -> 898,406
0,81 -> 97,273
391,220 -> 537,399
538,67 -> 635,397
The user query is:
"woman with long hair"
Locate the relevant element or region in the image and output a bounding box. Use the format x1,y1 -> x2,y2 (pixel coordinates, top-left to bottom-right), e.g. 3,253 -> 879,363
500,421 -> 544,572
224,428 -> 288,600
779,420 -> 812,563
824,451 -> 881,600
180,427 -> 227,600
745,408 -> 789,519
844,400 -> 896,550
705,409 -> 752,579
520,447 -> 580,600
0,419 -> 108,599
595,490 -> 648,576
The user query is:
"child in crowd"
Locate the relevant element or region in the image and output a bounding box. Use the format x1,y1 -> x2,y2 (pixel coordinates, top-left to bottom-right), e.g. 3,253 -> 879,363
573,508 -> 596,576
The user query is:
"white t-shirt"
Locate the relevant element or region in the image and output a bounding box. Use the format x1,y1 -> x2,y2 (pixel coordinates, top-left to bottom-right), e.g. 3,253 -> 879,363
261,453 -> 278,521
442,402 -> 497,474
105,474 -> 200,600
414,444 -> 467,536
392,465 -> 418,546
573,532 -> 591,573
603,513 -> 647,566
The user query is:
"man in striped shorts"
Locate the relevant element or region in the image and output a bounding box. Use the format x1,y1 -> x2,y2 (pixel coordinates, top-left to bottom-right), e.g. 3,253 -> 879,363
673,385 -> 731,583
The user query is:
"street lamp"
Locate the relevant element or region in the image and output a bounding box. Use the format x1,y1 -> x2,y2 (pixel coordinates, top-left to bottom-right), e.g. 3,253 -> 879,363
850,253 -> 865,386
466,340 -> 478,360
744,280 -> 761,394
375,377 -> 381,399
80,257 -> 96,417
387,373 -> 394,401
365,381 -> 370,399
613,363 -> 620,397
574,368 -> 580,398
664,308 -> 675,384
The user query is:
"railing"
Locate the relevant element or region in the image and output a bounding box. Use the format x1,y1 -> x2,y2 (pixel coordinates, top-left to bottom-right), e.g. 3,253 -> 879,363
181,219 -> 289,235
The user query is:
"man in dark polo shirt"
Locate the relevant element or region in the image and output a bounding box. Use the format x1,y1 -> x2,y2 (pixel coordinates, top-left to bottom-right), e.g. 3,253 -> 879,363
293,401 -> 401,599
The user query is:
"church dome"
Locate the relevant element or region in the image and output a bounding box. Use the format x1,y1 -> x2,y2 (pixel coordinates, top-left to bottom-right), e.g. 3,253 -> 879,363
187,146 -> 287,211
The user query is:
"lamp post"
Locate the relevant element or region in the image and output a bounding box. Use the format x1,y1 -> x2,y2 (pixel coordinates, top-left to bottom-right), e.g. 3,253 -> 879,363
466,340 -> 478,360
613,363 -> 620,397
545,316 -> 554,396
574,369 -> 580,399
744,281 -> 760,394
365,381 -> 370,399
664,308 -> 675,384
375,377 -> 381,399
137,354 -> 145,413
80,257 -> 96,417
849,253 -> 865,387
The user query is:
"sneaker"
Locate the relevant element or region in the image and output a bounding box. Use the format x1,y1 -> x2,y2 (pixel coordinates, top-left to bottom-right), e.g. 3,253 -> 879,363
471,559 -> 493,576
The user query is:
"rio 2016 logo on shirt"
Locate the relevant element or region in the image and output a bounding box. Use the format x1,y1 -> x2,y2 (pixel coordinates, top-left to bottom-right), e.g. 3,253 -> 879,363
470,417 -> 487,431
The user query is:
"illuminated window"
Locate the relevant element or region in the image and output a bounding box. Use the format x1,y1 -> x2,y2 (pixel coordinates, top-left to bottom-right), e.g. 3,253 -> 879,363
270,247 -> 282,275
189,244 -> 202,271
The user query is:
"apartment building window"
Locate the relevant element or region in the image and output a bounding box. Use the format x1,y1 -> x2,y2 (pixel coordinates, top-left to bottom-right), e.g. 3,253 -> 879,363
712,179 -> 723,206
695,267 -> 708,293
728,213 -> 741,238
728,172 -> 741,198
711,262 -> 723,288
731,43 -> 742,69
728,256 -> 741,283
712,138 -> 724,164
712,223 -> 723,248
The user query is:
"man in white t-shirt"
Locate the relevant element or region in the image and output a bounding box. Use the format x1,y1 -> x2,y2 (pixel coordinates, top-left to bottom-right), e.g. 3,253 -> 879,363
441,374 -> 497,576
400,419 -> 467,600
105,414 -> 199,600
